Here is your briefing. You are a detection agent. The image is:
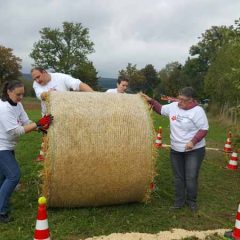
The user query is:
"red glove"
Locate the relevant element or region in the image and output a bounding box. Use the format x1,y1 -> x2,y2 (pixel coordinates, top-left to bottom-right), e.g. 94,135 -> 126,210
37,114 -> 53,130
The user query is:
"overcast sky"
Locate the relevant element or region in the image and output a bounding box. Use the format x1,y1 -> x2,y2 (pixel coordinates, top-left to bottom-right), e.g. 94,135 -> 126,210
0,0 -> 240,78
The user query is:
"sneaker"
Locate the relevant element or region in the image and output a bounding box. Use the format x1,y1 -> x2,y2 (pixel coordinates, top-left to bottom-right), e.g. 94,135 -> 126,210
224,230 -> 234,239
0,214 -> 14,223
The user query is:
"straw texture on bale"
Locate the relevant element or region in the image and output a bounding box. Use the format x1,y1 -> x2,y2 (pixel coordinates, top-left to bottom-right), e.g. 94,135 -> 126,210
43,91 -> 156,207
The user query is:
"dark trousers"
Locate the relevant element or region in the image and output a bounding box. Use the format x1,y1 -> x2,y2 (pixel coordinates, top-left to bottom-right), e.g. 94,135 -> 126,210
0,151 -> 21,214
170,147 -> 205,206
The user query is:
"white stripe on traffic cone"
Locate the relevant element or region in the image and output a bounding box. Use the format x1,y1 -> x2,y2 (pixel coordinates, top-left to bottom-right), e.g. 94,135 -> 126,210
227,152 -> 238,170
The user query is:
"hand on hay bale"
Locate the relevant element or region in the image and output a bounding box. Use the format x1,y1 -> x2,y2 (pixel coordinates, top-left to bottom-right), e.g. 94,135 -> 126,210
36,114 -> 54,133
139,92 -> 152,102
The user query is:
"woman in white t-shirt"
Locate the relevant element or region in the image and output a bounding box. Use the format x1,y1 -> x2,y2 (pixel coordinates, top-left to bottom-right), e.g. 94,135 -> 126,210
0,80 -> 53,223
141,87 -> 209,212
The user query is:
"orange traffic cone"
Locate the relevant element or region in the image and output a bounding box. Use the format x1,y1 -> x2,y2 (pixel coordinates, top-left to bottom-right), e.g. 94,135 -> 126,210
224,204 -> 240,240
155,126 -> 162,148
227,152 -> 238,170
224,132 -> 232,153
34,197 -> 50,240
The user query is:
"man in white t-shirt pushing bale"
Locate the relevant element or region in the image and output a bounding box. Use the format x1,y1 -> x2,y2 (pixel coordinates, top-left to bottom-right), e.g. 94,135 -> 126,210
32,67 -> 94,116
31,67 -> 94,161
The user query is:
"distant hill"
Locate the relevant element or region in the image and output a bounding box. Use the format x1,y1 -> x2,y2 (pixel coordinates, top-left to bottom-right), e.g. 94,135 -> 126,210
98,77 -> 116,91
21,73 -> 116,91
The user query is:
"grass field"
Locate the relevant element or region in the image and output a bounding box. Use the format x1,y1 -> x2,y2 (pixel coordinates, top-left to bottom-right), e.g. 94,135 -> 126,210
0,98 -> 239,240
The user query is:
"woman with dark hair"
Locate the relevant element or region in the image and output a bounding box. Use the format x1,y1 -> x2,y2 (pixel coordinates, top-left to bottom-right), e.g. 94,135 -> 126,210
0,80 -> 53,223
141,87 -> 209,212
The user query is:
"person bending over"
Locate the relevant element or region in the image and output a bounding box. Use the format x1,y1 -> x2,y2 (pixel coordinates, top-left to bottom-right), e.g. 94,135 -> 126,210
31,67 -> 94,116
0,80 -> 53,223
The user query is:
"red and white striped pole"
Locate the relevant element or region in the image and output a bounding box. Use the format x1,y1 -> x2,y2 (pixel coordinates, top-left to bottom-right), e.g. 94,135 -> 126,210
155,126 -> 162,148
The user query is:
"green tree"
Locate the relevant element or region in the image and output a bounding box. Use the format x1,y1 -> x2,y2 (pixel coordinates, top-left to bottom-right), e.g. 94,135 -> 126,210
119,63 -> 146,92
180,57 -> 206,98
190,25 -> 237,68
72,61 -> 99,90
0,45 -> 22,85
205,41 -> 240,106
141,64 -> 159,96
157,62 -> 182,97
186,24 -> 239,97
30,22 -> 98,89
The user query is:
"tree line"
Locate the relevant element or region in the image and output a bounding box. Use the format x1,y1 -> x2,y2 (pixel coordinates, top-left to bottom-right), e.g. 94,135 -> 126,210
120,18 -> 240,108
0,19 -> 240,111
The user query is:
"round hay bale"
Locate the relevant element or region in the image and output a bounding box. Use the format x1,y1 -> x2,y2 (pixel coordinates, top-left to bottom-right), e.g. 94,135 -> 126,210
42,91 -> 156,207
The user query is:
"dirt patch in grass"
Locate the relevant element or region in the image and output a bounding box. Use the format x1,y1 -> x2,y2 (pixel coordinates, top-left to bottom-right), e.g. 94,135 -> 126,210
82,229 -> 228,240
22,102 -> 41,110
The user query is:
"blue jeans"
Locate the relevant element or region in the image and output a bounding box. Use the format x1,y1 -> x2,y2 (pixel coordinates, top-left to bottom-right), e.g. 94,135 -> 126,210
170,147 -> 205,206
0,151 -> 21,214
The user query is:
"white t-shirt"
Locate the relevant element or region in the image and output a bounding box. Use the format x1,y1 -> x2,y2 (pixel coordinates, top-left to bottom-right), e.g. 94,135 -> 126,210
0,100 -> 30,150
106,88 -> 118,93
33,73 -> 82,115
161,102 -> 209,152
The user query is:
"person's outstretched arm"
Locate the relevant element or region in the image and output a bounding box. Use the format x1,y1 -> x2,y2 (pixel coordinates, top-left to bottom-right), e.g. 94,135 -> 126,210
79,82 -> 94,92
140,92 -> 162,114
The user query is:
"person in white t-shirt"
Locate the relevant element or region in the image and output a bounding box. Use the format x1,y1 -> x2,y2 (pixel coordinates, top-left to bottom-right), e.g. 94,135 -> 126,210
31,67 -> 94,161
31,67 -> 94,116
0,80 -> 53,223
141,87 -> 209,212
106,76 -> 129,93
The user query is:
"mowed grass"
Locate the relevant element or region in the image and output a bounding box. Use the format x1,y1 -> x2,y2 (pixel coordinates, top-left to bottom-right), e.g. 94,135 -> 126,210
0,98 -> 239,240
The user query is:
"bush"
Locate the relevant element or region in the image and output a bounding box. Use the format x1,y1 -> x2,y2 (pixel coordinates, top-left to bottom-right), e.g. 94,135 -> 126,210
21,78 -> 36,97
